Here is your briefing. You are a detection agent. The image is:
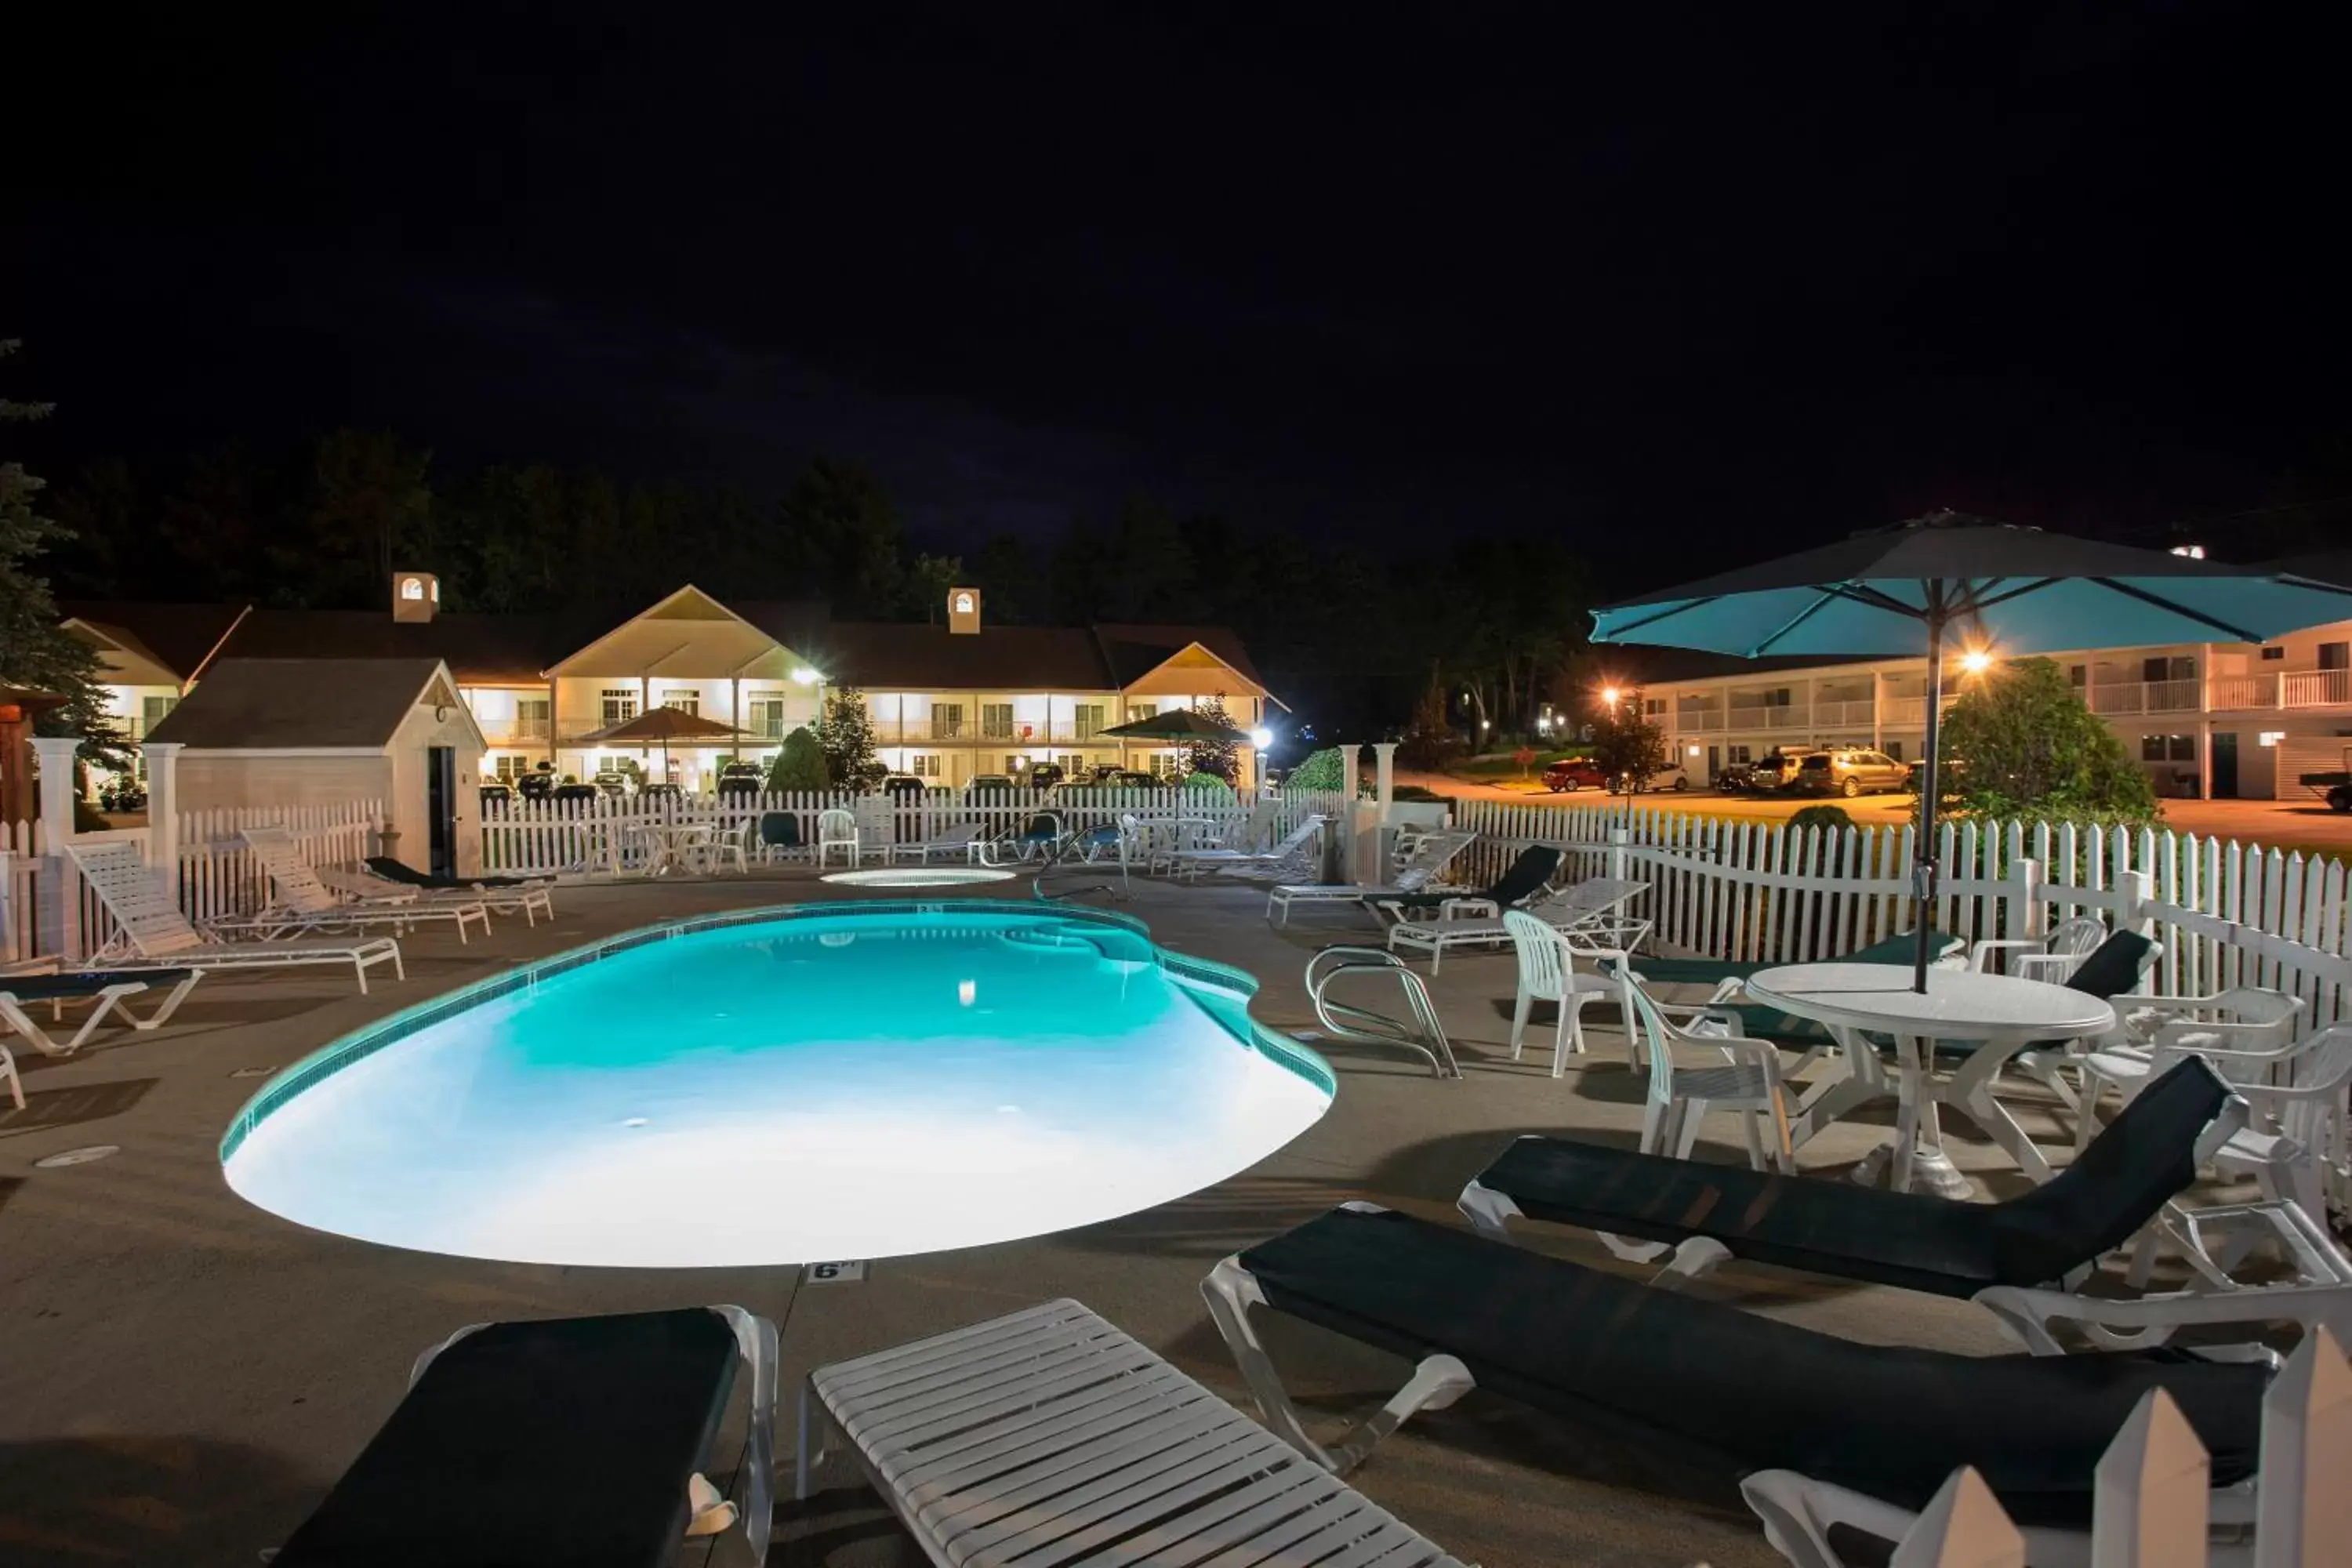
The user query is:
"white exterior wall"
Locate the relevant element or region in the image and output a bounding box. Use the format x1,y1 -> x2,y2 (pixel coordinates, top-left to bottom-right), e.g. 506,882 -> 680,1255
177,754 -> 394,815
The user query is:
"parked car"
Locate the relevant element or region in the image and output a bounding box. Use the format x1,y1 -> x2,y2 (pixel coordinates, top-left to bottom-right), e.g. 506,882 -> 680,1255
880,774 -> 931,801
713,761 -> 765,797
1637,762 -> 1692,793
1745,752 -> 1807,792
516,770 -> 556,801
552,782 -> 601,804
478,783 -> 512,809
964,774 -> 1017,800
1795,747 -> 1909,797
591,769 -> 632,797
1541,757 -> 1610,792
638,782 -> 684,804
1021,762 -> 1068,789
1715,760 -> 1757,793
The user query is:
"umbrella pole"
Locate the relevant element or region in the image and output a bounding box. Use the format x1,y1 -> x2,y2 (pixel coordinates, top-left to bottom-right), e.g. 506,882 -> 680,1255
1911,605 -> 1947,993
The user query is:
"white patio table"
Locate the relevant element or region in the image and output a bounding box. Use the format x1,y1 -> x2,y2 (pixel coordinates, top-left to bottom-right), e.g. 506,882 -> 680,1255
640,821 -> 714,877
1743,963 -> 2115,1197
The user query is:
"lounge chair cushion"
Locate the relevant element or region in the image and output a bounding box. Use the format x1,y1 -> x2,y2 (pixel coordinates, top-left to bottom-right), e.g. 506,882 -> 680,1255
1476,1058 -> 2229,1298
365,856 -> 539,890
1240,1206 -> 2260,1527
2,967 -> 193,1000
275,1308 -> 739,1568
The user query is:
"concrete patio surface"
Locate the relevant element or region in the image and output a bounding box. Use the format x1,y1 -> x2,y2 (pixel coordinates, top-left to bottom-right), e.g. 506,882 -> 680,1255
2,869 -> 2141,1566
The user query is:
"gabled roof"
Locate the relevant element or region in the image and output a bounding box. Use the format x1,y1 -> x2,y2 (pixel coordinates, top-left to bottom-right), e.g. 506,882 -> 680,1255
220,609 -> 561,685
56,601 -> 249,683
1092,624 -> 1268,690
146,659 -> 480,750
815,622 -> 1109,691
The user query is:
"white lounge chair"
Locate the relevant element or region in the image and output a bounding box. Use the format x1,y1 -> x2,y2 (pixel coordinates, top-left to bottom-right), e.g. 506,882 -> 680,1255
799,1298 -> 1468,1568
2,964 -> 203,1058
1385,874 -> 1647,975
66,840 -> 405,994
1265,828 -> 1475,927
815,808 -> 861,868
238,829 -> 490,944
1170,814 -> 1327,880
315,862 -> 555,926
886,822 -> 985,863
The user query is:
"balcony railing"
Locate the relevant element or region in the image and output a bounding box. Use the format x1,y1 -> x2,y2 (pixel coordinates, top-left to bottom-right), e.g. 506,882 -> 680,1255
1726,704 -> 1809,732
1674,703 -> 1725,732
866,718 -> 1130,746
1813,699 -> 1876,730
2083,679 -> 2200,716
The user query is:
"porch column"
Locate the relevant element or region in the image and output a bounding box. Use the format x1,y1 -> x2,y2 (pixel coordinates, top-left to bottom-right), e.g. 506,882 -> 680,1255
2197,644 -> 2213,800
143,742 -> 183,898
1373,742 -> 1397,824
1871,670 -> 1884,751
31,735 -> 83,957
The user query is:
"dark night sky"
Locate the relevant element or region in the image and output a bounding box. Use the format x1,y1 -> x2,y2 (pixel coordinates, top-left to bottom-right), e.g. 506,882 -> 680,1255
13,4 -> 2351,586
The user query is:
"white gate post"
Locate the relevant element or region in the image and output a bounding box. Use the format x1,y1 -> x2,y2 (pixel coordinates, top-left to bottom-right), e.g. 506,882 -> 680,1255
2117,868 -> 2153,936
2010,856 -> 2042,946
2256,1326 -> 2352,1568
143,741 -> 183,901
1890,1467 -> 2024,1568
2092,1387 -> 2207,1568
31,735 -> 84,958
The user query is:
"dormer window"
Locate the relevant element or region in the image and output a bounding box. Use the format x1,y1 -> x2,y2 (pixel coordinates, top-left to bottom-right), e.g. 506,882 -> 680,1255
401,578 -> 425,601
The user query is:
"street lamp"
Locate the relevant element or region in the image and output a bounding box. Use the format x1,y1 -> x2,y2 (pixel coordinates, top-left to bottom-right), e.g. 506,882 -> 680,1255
1958,648 -> 1993,676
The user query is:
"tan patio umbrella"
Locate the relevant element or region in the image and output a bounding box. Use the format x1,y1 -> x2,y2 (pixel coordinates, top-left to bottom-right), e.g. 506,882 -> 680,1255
570,706 -> 753,784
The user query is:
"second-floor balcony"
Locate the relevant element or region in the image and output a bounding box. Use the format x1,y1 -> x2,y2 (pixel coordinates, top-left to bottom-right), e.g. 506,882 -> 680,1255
2210,669 -> 2352,710
2083,678 -> 2201,717
1725,703 -> 1809,732
867,718 -> 1125,746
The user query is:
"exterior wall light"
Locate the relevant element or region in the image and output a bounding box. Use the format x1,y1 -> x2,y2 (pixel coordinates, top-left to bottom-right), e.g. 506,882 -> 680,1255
790,667 -> 823,685
1248,726 -> 1273,750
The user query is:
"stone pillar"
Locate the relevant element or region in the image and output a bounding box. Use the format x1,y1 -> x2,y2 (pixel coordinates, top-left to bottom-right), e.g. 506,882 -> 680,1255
31,736 -> 83,957
1373,742 -> 1398,823
143,742 -> 183,899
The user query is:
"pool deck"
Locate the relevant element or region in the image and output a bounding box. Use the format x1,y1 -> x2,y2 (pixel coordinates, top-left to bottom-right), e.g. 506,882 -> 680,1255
1,871 -> 2131,1566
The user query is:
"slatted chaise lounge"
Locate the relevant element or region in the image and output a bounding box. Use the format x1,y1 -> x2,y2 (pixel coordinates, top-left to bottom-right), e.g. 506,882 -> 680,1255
318,859 -> 554,926
274,1306 -> 777,1567
1204,1203 -> 2268,1565
0,965 -> 202,1058
66,840 -> 405,993
238,827 -> 491,943
800,1298 -> 1466,1568
1458,1058 -> 2352,1350
1265,827 -> 1475,926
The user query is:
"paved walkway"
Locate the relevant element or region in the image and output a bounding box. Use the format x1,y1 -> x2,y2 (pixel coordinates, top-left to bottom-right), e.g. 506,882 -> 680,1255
0,869 -> 2229,1566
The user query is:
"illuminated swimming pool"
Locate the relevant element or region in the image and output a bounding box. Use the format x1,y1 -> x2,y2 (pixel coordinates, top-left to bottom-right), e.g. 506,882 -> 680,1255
220,902 -> 1332,1268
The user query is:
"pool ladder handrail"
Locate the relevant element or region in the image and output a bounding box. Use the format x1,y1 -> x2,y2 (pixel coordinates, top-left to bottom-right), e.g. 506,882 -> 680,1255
1305,946 -> 1461,1080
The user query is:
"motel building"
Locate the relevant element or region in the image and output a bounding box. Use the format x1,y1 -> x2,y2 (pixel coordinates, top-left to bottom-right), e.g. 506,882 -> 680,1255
64,579 -> 1283,797
1620,606 -> 2352,800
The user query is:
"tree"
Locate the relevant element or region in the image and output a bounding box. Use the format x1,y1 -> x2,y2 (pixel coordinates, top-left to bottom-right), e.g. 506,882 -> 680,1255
1588,689 -> 1670,790
276,430 -> 434,608
813,688 -> 887,789
900,553 -> 961,622
765,727 -> 830,792
1283,745 -> 1348,793
1395,673 -> 1463,769
1184,695 -> 1243,782
776,458 -> 904,616
1923,657 -> 2161,826
0,342 -> 111,740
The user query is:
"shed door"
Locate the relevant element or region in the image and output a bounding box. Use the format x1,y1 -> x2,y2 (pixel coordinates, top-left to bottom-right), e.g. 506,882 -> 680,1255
426,746 -> 459,879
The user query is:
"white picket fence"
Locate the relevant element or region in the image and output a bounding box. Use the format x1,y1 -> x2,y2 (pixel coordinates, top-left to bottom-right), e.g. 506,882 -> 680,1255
1450,798 -> 2352,1036
1879,1329 -> 2348,1567
0,800 -> 381,965
479,786 -> 1353,877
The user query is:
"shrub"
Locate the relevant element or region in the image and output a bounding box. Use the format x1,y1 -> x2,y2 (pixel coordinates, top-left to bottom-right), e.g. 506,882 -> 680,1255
1922,656 -> 2161,828
1283,746 -> 1348,792
1182,771 -> 1234,793
1396,678 -> 1463,770
1390,783 -> 1446,804
765,727 -> 830,792
1785,804 -> 1856,834
74,799 -> 111,833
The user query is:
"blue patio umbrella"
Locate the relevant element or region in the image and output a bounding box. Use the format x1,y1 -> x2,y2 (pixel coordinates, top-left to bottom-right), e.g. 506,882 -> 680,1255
1591,510 -> 2352,989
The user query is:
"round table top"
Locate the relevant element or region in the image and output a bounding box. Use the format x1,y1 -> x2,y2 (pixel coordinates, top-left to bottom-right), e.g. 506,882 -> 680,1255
1744,962 -> 2116,1042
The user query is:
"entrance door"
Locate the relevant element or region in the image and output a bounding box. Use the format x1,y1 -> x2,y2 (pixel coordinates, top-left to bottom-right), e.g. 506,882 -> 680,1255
1707,745 -> 1720,783
426,746 -> 459,878
2209,732 -> 2238,800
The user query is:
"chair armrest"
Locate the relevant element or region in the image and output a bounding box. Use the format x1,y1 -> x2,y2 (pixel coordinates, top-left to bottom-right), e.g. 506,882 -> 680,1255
1969,937 -> 2043,971
1438,898 -> 1497,920
2009,951 -> 2078,982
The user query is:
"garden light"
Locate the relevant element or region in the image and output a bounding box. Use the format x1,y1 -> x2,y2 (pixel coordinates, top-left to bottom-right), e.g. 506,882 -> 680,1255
1248,726 -> 1273,750
791,667 -> 823,685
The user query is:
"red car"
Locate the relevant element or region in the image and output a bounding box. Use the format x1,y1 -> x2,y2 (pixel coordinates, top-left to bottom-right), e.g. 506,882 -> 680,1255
1541,757 -> 1610,792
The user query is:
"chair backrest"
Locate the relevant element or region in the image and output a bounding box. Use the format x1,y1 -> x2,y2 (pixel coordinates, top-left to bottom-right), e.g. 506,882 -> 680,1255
1618,976 -> 1693,1117
2280,1025 -> 2352,1150
64,840 -> 204,956
241,828 -> 342,913
760,811 -> 800,848
1998,1057 -> 2230,1277
2061,929 -> 2157,1002
934,822 -> 984,846
1503,909 -> 1568,996
817,809 -> 856,842
1486,845 -> 1565,906
2045,916 -> 2107,962
1266,815 -> 1323,857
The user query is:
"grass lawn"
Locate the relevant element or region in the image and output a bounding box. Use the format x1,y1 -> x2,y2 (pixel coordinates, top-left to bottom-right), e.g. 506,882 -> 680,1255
1450,748 -> 1584,782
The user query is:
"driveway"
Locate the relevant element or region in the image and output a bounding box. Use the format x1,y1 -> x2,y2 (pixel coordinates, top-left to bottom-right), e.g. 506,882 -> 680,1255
1404,770 -> 2352,854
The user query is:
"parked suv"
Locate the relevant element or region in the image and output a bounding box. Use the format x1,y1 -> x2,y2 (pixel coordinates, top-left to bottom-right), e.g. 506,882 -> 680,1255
1541,757 -> 1609,792
1744,752 -> 1805,792
1796,747 -> 1908,797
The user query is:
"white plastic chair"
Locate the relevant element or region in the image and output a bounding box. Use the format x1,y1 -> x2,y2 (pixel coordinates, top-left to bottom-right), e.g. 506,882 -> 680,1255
2159,1022 -> 2352,1224
1623,975 -> 1795,1174
1503,909 -> 1633,1077
815,808 -> 860,869
692,820 -> 750,875
1970,914 -> 2107,981
2074,986 -> 2307,1151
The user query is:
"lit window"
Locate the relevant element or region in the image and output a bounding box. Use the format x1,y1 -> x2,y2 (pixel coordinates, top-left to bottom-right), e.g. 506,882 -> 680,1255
401,578 -> 424,601
601,688 -> 638,726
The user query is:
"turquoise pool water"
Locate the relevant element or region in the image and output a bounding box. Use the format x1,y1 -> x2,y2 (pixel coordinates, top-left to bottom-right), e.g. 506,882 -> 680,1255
222,903 -> 1333,1268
